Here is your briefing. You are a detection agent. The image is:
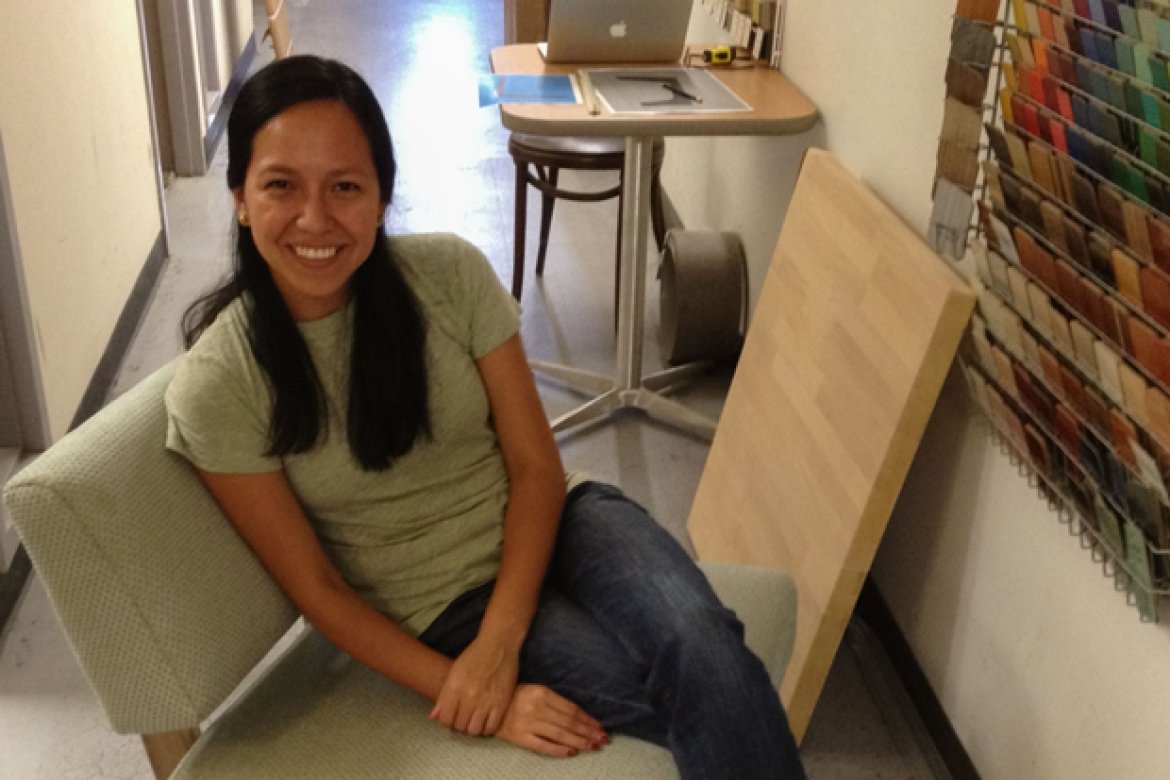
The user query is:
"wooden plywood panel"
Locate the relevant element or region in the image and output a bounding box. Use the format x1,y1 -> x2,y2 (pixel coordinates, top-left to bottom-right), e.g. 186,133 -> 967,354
687,149 -> 975,741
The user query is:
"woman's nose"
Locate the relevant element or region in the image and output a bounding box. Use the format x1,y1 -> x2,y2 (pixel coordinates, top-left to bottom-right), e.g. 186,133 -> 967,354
297,192 -> 331,230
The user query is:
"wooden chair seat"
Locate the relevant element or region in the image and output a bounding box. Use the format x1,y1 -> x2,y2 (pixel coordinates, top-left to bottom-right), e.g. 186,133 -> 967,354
509,133 -> 667,310
509,132 -> 629,164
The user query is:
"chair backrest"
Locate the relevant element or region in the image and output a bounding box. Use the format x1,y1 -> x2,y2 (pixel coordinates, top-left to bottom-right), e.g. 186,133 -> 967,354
3,362 -> 297,735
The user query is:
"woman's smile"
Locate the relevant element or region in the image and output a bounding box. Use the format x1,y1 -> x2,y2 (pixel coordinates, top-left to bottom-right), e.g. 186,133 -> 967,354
293,245 -> 340,262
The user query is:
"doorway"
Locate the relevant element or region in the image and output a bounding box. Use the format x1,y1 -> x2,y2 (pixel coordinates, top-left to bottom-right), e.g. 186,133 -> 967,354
0,130 -> 47,613
0,131 -> 48,459
144,0 -> 258,177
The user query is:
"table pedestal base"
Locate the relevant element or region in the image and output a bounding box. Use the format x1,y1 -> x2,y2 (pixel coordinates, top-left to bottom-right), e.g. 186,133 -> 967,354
526,137 -> 718,440
531,359 -> 716,439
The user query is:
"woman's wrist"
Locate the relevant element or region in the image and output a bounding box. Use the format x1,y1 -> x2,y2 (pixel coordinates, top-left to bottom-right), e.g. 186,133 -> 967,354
478,567 -> 544,646
476,605 -> 531,651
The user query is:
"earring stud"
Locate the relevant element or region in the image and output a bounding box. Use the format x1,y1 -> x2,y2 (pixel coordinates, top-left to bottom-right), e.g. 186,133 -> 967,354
238,211 -> 250,227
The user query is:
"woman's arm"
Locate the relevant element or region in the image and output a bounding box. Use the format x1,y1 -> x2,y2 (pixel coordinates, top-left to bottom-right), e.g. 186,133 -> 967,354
428,333 -> 569,737
195,468 -> 453,700
478,334 -> 566,645
200,465 -> 603,756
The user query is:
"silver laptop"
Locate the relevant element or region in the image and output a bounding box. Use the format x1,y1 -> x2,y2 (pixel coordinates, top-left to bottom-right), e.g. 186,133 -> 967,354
542,0 -> 693,64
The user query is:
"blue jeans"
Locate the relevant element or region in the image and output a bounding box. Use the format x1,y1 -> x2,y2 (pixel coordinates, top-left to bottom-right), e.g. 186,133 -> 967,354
418,481 -> 807,780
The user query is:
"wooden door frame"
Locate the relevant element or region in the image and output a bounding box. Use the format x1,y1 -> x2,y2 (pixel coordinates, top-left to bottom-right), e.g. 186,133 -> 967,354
0,131 -> 50,454
504,0 -> 548,43
157,0 -> 208,175
0,129 -> 45,634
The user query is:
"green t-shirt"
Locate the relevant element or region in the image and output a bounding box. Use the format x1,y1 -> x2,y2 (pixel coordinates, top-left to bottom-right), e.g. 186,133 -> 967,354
165,233 -> 522,635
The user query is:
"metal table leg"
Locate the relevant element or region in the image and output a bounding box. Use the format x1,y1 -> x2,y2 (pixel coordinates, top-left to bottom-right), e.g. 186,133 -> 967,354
531,136 -> 717,440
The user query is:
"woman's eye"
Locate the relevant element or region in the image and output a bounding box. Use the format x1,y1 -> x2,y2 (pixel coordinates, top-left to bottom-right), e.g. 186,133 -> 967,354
335,181 -> 360,193
263,179 -> 290,190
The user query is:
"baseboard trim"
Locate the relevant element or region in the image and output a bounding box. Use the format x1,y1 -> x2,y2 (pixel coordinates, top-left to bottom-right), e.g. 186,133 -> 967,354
0,544 -> 30,641
855,578 -> 982,780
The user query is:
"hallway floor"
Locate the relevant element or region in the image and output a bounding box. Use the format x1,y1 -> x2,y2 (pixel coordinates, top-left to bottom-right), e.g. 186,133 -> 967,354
1,1 -> 947,777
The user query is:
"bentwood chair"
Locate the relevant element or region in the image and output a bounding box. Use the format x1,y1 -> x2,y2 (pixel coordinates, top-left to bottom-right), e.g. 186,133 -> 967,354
509,133 -> 667,308
507,2 -> 667,309
3,361 -> 798,779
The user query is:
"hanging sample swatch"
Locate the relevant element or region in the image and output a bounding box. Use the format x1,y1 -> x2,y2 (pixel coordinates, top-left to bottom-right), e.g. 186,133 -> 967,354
965,0 -> 1170,620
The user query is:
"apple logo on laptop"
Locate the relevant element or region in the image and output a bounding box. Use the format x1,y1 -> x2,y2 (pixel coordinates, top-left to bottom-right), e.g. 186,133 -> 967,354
609,20 -> 627,38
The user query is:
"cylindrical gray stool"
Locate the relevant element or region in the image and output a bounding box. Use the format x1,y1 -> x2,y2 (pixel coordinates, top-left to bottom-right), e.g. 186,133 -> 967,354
658,230 -> 747,364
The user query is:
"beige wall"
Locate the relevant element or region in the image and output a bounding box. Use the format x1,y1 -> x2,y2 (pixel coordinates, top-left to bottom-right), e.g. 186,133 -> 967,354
673,2 -> 1170,777
0,1 -> 161,440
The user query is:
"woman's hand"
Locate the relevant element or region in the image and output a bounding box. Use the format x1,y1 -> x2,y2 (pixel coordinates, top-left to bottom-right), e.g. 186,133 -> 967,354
429,634 -> 520,736
496,684 -> 609,757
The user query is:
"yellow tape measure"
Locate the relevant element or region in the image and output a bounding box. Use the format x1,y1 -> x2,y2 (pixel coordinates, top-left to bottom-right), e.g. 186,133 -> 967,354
702,45 -> 733,65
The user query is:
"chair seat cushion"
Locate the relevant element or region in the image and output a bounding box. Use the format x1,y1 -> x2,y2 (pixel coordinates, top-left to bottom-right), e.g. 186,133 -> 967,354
173,563 -> 795,779
174,629 -> 677,779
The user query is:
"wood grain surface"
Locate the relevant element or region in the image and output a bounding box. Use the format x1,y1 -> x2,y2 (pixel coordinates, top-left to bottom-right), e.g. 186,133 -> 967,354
489,45 -> 818,138
687,149 -> 976,742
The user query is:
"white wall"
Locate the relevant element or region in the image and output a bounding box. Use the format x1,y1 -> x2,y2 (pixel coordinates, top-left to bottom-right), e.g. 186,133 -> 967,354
0,1 -> 162,440
672,9 -> 812,315
672,2 -> 1170,778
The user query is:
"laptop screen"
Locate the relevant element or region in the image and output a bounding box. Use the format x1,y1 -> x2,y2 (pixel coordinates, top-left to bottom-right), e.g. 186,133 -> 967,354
543,0 -> 694,64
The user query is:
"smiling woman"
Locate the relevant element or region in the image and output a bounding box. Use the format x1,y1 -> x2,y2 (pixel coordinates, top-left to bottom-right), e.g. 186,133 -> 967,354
233,100 -> 385,322
166,54 -> 807,778
182,55 -> 429,469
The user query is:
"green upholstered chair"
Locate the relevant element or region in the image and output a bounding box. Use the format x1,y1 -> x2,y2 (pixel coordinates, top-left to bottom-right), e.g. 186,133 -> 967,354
3,362 -> 798,779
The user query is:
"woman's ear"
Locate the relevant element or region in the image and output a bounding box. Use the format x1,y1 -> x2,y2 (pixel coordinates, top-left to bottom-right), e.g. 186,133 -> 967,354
232,189 -> 250,227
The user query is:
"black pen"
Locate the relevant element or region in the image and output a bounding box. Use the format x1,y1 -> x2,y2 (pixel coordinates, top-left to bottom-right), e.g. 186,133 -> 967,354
616,75 -> 703,103
662,83 -> 702,103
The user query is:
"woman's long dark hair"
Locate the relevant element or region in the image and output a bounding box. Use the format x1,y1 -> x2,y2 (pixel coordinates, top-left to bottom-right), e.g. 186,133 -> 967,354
183,55 -> 429,471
